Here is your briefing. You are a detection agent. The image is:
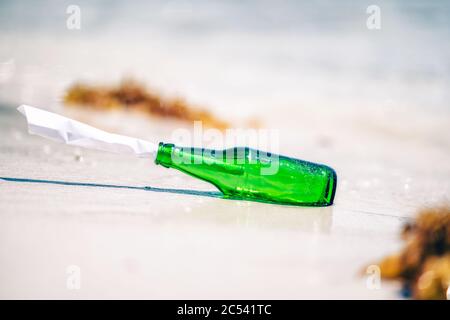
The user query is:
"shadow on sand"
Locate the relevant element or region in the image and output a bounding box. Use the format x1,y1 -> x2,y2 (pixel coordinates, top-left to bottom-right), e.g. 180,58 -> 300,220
0,176 -> 223,199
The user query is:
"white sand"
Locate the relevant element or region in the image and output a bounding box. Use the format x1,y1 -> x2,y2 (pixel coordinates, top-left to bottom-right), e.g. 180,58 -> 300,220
1,1 -> 449,299
1,102 -> 448,299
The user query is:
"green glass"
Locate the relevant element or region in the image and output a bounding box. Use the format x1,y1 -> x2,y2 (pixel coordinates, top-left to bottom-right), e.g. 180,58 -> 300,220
155,142 -> 337,206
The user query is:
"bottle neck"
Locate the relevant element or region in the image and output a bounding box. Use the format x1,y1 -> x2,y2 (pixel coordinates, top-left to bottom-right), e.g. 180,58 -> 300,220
154,142 -> 175,168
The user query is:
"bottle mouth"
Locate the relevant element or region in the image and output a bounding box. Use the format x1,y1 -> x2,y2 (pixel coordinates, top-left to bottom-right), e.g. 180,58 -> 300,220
154,142 -> 174,168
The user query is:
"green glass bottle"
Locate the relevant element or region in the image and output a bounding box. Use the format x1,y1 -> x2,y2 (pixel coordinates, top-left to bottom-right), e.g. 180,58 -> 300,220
155,143 -> 337,206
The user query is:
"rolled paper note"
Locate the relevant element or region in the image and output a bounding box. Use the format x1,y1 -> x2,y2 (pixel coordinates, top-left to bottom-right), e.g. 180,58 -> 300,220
18,105 -> 337,206
17,105 -> 158,158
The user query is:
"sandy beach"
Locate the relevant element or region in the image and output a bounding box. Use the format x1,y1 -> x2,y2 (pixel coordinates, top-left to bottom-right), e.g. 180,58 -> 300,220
0,0 -> 449,299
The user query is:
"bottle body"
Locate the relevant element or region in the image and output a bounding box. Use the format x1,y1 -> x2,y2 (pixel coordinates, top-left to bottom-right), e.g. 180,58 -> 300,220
155,143 -> 336,206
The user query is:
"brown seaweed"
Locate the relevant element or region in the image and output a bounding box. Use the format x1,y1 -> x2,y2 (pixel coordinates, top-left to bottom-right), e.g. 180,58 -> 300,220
374,206 -> 450,299
64,79 -> 229,129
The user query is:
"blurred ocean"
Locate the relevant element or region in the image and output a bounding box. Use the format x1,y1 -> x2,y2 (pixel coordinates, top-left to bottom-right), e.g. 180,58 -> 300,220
1,0 -> 449,119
